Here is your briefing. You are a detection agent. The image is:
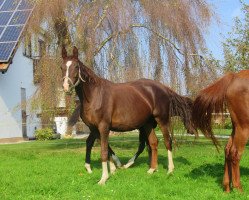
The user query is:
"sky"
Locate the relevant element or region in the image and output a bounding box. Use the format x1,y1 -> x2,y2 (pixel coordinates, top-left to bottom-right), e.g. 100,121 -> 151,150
206,0 -> 249,60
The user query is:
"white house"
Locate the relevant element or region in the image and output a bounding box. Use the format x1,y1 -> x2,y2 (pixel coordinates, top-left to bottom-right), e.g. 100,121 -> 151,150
0,0 -> 41,141
0,0 -> 90,141
0,42 -> 41,141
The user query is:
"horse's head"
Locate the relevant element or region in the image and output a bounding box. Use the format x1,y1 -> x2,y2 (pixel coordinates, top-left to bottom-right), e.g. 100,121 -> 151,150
61,46 -> 84,93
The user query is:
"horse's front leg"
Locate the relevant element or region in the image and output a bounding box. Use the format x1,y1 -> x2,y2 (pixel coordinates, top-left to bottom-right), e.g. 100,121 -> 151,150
85,132 -> 96,173
98,125 -> 110,185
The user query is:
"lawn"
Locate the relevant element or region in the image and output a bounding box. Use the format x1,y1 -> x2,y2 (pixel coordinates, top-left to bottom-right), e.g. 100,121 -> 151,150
0,133 -> 249,200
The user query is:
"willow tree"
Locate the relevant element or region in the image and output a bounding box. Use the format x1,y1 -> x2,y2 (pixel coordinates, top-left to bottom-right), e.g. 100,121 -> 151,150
27,0 -> 218,125
223,3 -> 249,72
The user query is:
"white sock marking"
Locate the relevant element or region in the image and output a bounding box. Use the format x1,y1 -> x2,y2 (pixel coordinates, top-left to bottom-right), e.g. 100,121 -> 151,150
85,163 -> 92,174
123,155 -> 136,169
147,168 -> 157,174
167,150 -> 174,174
98,162 -> 109,185
111,154 -> 122,168
109,160 -> 116,174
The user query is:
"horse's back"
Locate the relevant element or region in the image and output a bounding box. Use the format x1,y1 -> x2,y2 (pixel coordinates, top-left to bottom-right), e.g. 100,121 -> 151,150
128,79 -> 175,119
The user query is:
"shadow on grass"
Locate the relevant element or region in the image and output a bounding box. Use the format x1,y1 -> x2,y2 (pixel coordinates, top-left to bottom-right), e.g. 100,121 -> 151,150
174,156 -> 191,165
187,163 -> 249,189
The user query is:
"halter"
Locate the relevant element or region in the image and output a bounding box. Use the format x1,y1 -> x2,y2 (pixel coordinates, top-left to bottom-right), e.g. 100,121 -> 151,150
63,62 -> 86,90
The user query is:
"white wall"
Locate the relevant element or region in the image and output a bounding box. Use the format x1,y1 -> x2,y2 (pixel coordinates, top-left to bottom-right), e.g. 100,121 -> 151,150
0,43 -> 41,139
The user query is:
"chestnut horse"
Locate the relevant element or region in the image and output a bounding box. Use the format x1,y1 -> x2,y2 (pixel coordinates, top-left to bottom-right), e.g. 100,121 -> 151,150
193,70 -> 249,192
61,46 -> 197,184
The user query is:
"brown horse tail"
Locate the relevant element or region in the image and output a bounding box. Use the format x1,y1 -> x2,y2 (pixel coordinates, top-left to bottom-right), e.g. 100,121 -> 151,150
168,91 -> 196,137
68,104 -> 81,127
192,72 -> 235,149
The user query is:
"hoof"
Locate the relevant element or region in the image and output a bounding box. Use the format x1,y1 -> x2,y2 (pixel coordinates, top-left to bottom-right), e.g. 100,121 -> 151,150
147,168 -> 157,174
123,161 -> 134,169
85,163 -> 93,174
223,184 -> 231,193
98,180 -> 106,185
98,177 -> 108,185
116,162 -> 122,168
167,169 -> 174,175
234,186 -> 243,193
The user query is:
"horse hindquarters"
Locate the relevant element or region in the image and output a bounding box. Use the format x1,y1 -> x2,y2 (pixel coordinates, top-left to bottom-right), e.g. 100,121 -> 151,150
223,78 -> 249,192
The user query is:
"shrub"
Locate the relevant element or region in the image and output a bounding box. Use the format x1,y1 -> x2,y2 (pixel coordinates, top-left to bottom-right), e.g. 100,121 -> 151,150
35,128 -> 54,141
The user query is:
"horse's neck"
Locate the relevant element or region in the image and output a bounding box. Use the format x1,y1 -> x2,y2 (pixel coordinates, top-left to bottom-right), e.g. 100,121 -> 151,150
76,64 -> 111,105
75,84 -> 84,104
75,78 -> 103,106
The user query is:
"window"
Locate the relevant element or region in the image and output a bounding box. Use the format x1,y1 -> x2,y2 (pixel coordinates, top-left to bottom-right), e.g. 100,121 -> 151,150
23,35 -> 32,58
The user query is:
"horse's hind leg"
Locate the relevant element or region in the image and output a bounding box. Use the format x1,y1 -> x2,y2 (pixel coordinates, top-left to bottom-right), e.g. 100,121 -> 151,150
223,135 -> 232,192
229,128 -> 249,192
147,128 -> 158,174
156,119 -> 174,174
108,145 -> 122,168
124,130 -> 147,169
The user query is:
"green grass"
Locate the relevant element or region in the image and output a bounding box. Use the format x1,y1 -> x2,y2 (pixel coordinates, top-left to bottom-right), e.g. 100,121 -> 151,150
0,134 -> 249,200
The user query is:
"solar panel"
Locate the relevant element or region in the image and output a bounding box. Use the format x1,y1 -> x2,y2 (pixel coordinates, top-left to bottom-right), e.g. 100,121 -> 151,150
0,11 -> 13,26
0,25 -> 23,42
9,10 -> 31,25
0,0 -> 19,11
0,1 -> 5,8
0,0 -> 34,62
0,27 -> 4,35
18,0 -> 33,10
0,42 -> 16,62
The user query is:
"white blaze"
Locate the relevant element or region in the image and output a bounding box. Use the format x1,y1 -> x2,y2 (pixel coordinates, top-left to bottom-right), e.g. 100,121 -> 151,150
66,61 -> 72,67
63,61 -> 72,91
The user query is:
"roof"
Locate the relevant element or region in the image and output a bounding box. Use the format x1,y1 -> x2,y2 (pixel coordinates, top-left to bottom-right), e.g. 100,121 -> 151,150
0,0 -> 34,72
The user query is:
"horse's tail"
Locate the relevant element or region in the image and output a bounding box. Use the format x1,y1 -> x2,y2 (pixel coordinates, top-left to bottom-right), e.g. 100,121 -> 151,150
192,72 -> 235,149
168,91 -> 198,137
68,104 -> 81,127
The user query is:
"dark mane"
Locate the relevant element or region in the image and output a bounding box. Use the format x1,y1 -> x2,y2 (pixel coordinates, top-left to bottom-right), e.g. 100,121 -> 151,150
79,61 -> 110,85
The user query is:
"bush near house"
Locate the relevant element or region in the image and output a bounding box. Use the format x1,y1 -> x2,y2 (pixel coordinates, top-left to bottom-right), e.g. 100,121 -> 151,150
35,128 -> 54,141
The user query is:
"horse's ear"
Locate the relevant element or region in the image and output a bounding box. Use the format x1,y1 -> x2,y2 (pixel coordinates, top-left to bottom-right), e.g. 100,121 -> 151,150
62,46 -> 67,59
73,46 -> 78,58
